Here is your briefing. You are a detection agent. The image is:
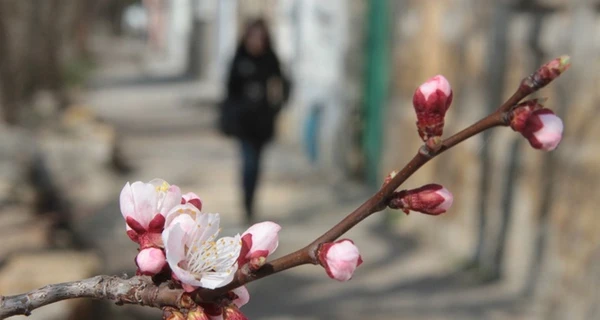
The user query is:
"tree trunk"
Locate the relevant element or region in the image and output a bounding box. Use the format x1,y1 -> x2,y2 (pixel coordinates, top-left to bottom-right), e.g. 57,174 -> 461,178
471,1 -> 511,276
490,1 -> 545,280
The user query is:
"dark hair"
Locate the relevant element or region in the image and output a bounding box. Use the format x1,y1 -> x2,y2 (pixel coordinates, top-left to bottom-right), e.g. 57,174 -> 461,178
235,18 -> 275,57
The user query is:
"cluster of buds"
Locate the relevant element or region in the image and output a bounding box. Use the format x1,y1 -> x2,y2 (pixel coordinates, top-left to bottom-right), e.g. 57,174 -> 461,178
509,99 -> 563,151
388,183 -> 454,216
119,179 -> 281,319
412,75 -> 453,150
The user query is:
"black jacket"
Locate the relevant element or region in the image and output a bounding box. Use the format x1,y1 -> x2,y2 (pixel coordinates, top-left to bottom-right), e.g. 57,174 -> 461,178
222,47 -> 288,143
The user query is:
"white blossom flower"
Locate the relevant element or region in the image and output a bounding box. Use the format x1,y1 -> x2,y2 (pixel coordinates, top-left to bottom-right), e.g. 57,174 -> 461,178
163,210 -> 241,290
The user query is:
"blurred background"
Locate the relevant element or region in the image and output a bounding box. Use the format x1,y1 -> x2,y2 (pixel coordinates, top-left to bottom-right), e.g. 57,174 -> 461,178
0,0 -> 599,319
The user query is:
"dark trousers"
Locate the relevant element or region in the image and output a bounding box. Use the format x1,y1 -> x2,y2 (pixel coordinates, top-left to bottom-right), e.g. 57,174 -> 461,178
240,140 -> 264,221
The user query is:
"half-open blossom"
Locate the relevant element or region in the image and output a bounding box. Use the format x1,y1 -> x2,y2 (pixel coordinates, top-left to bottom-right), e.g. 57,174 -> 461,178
389,184 -> 453,215
163,212 -> 241,290
182,192 -> 203,210
136,247 -> 167,276
120,179 -> 181,247
237,221 -> 281,269
520,109 -> 563,151
412,75 -> 453,142
318,239 -> 363,282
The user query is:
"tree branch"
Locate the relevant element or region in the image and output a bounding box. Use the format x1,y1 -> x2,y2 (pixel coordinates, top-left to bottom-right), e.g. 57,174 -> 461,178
0,84 -> 535,317
196,87 -> 529,300
0,275 -> 184,319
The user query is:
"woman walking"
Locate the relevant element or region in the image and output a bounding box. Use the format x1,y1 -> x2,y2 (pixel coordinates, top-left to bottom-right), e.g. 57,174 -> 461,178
221,19 -> 290,224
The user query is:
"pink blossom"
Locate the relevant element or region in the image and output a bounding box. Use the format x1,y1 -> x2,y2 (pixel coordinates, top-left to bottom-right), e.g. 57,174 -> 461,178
181,192 -> 203,210
522,109 -> 563,151
389,184 -> 453,215
120,179 -> 181,246
318,239 -> 363,282
136,247 -> 167,275
413,75 -> 453,141
237,221 -> 281,268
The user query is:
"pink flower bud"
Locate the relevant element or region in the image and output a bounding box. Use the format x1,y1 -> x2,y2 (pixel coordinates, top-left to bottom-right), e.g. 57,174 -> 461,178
318,239 -> 363,282
521,109 -> 563,151
223,305 -> 248,320
136,247 -> 167,275
521,55 -> 571,94
509,99 -> 545,132
389,184 -> 453,215
181,192 -> 203,211
238,221 -> 281,268
412,75 -> 453,142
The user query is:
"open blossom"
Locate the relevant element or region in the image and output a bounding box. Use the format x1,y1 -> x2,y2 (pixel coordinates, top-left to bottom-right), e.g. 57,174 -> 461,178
120,179 -> 181,247
520,109 -> 563,151
136,247 -> 166,276
389,184 -> 453,215
318,239 -> 363,282
162,210 -> 241,290
237,221 -> 281,269
413,75 -> 453,142
182,192 -> 203,210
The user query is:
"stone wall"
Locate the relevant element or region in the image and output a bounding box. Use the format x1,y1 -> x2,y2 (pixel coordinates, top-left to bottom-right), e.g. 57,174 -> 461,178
382,0 -> 600,319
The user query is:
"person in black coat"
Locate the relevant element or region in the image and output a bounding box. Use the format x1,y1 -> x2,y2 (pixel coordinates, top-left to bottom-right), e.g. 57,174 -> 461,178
222,19 -> 289,224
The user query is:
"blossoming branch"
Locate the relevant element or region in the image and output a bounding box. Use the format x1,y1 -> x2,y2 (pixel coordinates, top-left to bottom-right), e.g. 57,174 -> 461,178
0,55 -> 570,320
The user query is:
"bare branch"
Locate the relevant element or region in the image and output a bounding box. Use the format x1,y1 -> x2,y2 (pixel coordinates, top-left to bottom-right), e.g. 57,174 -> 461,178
0,275 -> 184,319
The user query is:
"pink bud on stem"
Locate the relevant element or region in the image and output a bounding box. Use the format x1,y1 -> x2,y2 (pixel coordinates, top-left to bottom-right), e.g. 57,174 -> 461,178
136,247 -> 167,276
509,99 -> 564,151
520,109 -> 564,151
520,55 -> 570,95
318,239 -> 363,282
412,75 -> 453,147
388,184 -> 453,215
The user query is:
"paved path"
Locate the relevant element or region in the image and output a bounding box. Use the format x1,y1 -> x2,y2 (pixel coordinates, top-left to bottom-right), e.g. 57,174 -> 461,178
82,39 -> 531,320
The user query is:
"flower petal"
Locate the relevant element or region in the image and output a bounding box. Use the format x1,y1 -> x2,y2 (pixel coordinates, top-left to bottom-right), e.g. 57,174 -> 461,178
130,181 -> 159,227
165,203 -> 201,228
232,286 -> 250,308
